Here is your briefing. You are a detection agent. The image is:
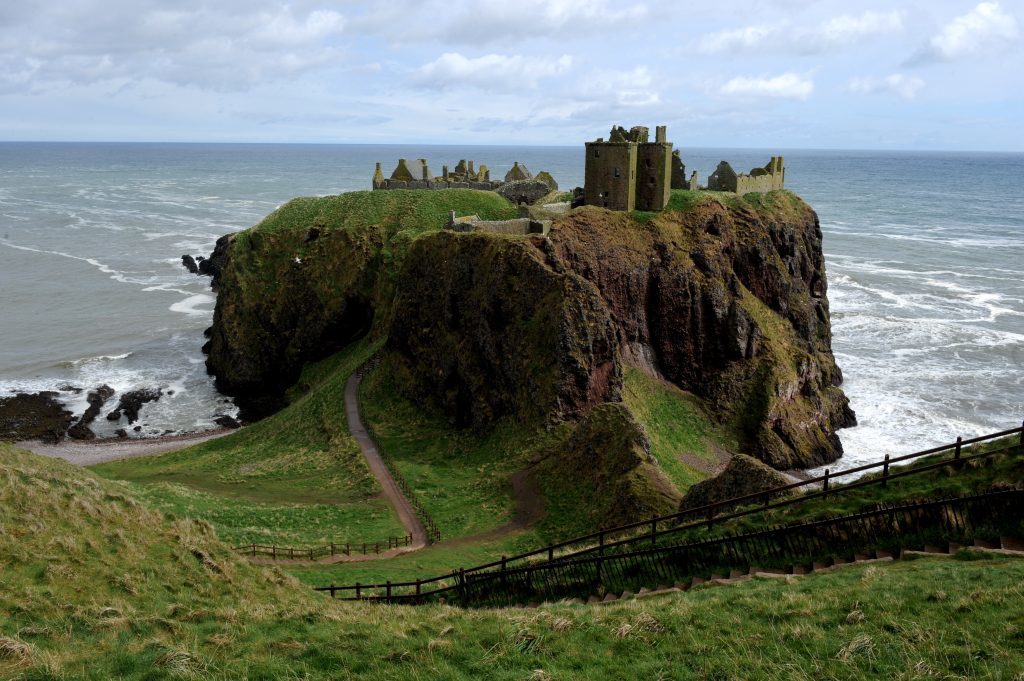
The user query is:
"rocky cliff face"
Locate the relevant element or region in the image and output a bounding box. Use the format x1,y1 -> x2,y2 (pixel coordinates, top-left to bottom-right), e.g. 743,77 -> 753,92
388,193 -> 854,468
387,230 -> 619,428
205,189 -> 853,469
204,223 -> 383,418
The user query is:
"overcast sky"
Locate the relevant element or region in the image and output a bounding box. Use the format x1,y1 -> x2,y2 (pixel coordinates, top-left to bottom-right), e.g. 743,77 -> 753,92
1,0 -> 1021,149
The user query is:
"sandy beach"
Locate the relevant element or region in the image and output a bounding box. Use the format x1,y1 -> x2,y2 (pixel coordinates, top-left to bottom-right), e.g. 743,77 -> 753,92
15,428 -> 235,466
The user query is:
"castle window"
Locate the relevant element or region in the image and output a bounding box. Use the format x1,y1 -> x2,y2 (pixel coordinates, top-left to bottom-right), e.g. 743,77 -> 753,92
614,167 -> 620,178
594,149 -> 600,158
645,158 -> 651,168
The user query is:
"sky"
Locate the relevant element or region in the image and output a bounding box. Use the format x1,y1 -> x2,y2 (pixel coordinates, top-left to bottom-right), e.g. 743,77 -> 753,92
0,0 -> 1021,150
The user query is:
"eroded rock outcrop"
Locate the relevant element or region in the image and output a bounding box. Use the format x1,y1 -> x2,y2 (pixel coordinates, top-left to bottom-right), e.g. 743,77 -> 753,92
540,403 -> 681,535
677,454 -> 793,514
388,230 -> 619,428
390,195 -> 854,468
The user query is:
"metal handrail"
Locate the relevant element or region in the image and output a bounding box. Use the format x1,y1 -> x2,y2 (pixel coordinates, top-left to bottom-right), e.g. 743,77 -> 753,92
317,421 -> 1023,597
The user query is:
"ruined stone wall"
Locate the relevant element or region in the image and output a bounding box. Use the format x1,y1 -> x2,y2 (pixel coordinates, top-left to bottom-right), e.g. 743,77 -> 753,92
735,173 -> 777,194
448,218 -> 550,236
377,179 -> 501,191
635,142 -> 672,211
584,142 -> 637,211
708,157 -> 785,194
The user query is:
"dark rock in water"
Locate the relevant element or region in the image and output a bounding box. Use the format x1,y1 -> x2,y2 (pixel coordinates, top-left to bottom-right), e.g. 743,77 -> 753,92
67,384 -> 115,440
105,388 -> 163,424
197,234 -> 232,287
213,414 -> 241,429
115,428 -> 128,438
0,392 -> 74,443
58,384 -> 84,394
678,454 -> 793,515
133,426 -> 142,432
181,254 -> 200,274
203,326 -> 213,339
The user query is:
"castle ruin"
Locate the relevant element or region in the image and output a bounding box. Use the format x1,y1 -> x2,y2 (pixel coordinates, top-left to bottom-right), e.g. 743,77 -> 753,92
372,158 -> 557,202
583,124 -> 786,212
707,157 -> 785,194
583,125 -> 673,212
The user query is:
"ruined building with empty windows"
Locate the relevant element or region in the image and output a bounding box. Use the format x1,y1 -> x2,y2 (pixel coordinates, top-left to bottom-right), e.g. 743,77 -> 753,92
583,124 -> 786,212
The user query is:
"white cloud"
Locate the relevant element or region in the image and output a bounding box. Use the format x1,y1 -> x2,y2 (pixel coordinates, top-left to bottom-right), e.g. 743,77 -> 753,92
847,74 -> 925,100
911,2 -> 1020,63
720,73 -> 813,100
0,2 -> 348,92
413,53 -> 573,91
353,0 -> 649,46
576,66 -> 660,107
696,10 -> 903,55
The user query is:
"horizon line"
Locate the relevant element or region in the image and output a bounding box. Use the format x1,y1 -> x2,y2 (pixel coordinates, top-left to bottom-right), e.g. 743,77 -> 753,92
2,140 -> 1023,155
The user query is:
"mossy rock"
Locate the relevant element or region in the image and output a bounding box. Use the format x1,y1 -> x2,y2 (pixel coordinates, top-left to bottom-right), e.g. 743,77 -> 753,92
678,453 -> 793,513
539,403 -> 681,535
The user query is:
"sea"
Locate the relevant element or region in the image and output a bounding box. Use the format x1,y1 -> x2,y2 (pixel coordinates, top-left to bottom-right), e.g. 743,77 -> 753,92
1,143 -> 1022,469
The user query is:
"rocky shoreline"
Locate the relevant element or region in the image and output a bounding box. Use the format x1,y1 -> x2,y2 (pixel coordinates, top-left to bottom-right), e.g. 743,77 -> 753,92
15,427 -> 235,466
0,239 -> 239,448
1,386 -> 239,445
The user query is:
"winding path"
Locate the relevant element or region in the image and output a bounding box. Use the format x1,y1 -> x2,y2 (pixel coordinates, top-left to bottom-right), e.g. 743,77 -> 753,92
343,370 -> 428,552
18,362 -> 542,565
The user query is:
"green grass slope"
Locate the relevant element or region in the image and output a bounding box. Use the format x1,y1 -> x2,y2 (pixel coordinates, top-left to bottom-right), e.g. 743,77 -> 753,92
93,340 -> 406,547
4,443 -> 1024,680
622,367 -> 738,490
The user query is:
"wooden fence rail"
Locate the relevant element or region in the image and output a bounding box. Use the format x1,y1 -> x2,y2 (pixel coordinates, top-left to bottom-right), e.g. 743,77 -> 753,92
234,534 -> 414,561
316,421 -> 1023,602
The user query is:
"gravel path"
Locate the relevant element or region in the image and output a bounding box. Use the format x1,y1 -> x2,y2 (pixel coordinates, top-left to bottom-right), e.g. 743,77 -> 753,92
345,371 -> 429,551
16,428 -> 234,466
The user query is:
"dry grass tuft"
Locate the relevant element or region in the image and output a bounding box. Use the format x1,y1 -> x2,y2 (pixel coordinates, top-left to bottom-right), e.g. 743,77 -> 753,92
550,617 -> 573,632
837,634 -> 874,661
155,648 -> 205,677
0,636 -> 34,661
427,639 -> 453,653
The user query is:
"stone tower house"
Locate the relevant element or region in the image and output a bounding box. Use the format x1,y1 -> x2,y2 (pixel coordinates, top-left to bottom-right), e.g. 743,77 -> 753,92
584,125 -> 673,212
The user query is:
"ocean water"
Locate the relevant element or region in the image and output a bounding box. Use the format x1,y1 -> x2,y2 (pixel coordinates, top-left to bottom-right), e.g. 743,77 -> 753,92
1,143 -> 1021,467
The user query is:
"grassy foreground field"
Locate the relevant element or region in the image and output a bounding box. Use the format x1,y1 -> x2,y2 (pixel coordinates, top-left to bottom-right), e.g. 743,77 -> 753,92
3,443 -> 1024,680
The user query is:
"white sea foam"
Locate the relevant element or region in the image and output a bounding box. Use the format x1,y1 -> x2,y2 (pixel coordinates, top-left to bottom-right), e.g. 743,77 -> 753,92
169,294 -> 215,317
